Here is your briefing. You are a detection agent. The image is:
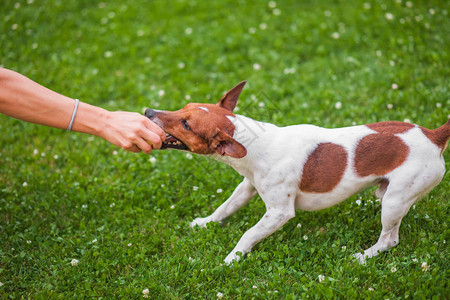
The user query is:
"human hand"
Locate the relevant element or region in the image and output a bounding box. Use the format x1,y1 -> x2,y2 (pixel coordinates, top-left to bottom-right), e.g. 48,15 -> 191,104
99,111 -> 166,154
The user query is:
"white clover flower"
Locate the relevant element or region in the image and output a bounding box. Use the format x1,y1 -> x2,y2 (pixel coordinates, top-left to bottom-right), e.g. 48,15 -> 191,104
71,259 -> 79,266
185,94 -> 191,100
258,102 -> 265,107
12,24 -> 18,30
296,223 -> 302,228
104,51 -> 113,58
390,60 -> 396,66
54,154 -> 59,159
368,287 -> 374,291
33,149 -> 39,155
217,292 -> 224,298
356,200 -> 361,206
318,275 -> 325,282
41,152 -> 46,157
158,90 -> 165,97
387,104 -> 394,109
376,50 -> 382,57
259,23 -> 267,30
436,102 -> 442,108
252,285 -> 258,289
341,246 -> 346,250
283,68 -> 295,74
32,43 -> 38,49
128,243 -> 132,247
421,262 -> 429,271
170,205 -> 175,209
324,10 -> 332,17
331,32 -> 340,39
178,62 -> 185,69
248,27 -> 256,34
82,204 -> 88,208
385,13 -> 394,20
429,8 -> 435,15
193,186 -> 199,191
403,118 -> 411,123
149,156 -> 157,164
412,258 -> 418,262
273,8 -> 281,15
390,267 -> 397,273
216,189 -> 223,193
253,63 -> 261,70
268,1 -> 276,8
364,3 -> 371,9
23,182 -> 28,187
303,235 -> 308,240
92,239 -> 97,243
335,101 -> 342,109
185,153 -> 193,159
112,150 -> 118,155
143,288 -> 149,298
391,83 -> 399,90
185,27 -> 193,35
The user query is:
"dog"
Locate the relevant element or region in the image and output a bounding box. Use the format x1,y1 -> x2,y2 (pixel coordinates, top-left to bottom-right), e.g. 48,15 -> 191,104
145,81 -> 449,264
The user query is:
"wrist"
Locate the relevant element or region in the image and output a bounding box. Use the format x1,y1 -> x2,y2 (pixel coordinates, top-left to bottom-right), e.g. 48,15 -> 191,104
71,101 -> 109,137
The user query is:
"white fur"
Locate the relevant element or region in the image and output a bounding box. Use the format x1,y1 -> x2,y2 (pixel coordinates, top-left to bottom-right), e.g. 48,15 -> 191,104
190,115 -> 446,264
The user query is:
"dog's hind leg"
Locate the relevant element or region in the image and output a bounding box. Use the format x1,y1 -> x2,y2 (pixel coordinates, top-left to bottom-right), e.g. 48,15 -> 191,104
190,178 -> 257,228
354,169 -> 443,264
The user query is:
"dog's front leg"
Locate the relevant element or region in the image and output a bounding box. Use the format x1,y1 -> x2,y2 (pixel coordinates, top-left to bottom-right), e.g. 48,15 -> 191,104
224,188 -> 296,264
190,178 -> 257,228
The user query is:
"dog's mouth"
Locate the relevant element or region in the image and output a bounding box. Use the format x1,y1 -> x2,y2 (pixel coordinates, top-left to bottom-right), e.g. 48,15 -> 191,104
161,133 -> 189,150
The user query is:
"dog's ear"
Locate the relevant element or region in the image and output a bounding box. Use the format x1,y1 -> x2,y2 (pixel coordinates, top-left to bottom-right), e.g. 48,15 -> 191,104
217,81 -> 246,112
209,130 -> 247,158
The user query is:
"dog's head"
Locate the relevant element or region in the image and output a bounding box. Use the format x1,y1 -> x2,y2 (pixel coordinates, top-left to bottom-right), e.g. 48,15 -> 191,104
145,81 -> 247,158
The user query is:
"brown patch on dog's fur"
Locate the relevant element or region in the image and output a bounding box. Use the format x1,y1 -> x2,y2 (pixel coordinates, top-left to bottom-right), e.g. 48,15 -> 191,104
366,121 -> 415,134
299,143 -> 348,193
420,120 -> 450,154
355,134 -> 409,177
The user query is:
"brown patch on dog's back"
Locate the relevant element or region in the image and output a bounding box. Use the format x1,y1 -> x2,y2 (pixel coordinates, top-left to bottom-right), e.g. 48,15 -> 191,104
299,143 -> 348,193
355,134 -> 409,177
366,121 -> 415,134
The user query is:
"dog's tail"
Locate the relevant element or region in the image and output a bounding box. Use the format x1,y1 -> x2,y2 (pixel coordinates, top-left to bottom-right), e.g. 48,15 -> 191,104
423,120 -> 450,154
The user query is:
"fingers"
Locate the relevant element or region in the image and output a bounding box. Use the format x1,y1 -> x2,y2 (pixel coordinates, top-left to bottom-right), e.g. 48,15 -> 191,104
143,118 -> 166,141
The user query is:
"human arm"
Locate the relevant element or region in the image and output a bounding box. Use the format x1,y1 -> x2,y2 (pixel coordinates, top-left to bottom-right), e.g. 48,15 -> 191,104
0,67 -> 165,153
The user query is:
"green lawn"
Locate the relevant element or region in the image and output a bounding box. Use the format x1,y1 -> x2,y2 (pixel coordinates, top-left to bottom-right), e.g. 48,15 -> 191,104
1,0 -> 449,298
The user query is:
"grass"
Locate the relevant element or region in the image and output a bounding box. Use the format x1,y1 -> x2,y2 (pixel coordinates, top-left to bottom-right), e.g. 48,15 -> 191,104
1,0 -> 449,298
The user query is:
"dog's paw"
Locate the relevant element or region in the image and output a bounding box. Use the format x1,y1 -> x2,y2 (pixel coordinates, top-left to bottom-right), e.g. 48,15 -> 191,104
190,217 -> 212,229
353,252 -> 367,265
224,251 -> 242,265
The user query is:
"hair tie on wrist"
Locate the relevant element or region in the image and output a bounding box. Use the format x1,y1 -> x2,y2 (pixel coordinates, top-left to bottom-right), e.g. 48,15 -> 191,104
67,99 -> 80,131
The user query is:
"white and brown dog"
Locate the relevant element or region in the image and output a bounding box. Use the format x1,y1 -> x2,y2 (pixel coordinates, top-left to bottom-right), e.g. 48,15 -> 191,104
145,81 -> 449,264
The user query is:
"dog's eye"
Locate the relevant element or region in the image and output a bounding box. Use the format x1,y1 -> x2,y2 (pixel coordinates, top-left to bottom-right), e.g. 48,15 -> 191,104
182,119 -> 191,131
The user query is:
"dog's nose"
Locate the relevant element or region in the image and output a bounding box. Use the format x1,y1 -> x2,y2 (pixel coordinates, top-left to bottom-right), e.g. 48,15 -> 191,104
145,108 -> 156,119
